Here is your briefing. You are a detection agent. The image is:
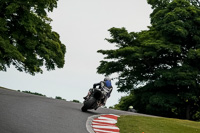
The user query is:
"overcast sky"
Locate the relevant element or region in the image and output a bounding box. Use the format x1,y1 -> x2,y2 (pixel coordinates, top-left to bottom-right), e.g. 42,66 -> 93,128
0,0 -> 152,107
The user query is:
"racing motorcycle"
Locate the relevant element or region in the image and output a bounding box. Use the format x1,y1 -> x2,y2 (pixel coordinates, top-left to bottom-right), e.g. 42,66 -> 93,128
81,88 -> 106,112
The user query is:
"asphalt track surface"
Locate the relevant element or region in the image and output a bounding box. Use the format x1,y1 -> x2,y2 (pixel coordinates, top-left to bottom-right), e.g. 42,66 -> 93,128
0,87 -> 137,133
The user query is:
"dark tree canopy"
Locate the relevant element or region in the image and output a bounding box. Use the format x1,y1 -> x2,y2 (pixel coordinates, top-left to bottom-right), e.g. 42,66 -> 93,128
0,0 -> 66,75
97,0 -> 200,120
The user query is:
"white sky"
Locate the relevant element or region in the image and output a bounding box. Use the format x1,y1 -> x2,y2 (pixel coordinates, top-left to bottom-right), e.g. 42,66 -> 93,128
0,0 -> 152,107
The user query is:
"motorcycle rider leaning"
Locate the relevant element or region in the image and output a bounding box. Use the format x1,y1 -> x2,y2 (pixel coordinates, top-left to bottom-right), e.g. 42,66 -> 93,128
83,77 -> 113,106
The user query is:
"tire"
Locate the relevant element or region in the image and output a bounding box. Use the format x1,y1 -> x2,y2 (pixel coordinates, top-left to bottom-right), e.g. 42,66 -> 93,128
81,106 -> 87,112
81,97 -> 96,112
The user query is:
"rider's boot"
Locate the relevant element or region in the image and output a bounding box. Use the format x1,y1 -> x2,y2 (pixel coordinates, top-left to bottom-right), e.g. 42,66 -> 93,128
83,96 -> 88,100
83,91 -> 92,100
83,93 -> 90,100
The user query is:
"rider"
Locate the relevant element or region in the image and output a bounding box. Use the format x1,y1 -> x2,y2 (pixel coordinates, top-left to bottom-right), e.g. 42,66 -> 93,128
83,77 -> 113,106
128,106 -> 137,113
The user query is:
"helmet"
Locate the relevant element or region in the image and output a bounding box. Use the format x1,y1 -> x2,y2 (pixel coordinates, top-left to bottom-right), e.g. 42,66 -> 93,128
104,77 -> 111,81
129,106 -> 133,109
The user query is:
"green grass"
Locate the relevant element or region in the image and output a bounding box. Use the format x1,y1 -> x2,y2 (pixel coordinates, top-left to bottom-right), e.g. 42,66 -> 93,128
117,115 -> 200,133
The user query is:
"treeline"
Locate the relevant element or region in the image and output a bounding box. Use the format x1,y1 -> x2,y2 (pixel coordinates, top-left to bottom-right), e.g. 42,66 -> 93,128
20,90 -> 46,97
18,90 -> 80,103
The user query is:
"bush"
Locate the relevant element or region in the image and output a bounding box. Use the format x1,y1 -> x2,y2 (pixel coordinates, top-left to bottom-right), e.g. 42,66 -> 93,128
192,111 -> 200,121
71,99 -> 80,103
55,96 -> 65,100
22,91 -> 46,97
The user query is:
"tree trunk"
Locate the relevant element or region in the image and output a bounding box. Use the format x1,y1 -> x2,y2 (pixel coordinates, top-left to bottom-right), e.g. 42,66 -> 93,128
186,104 -> 191,120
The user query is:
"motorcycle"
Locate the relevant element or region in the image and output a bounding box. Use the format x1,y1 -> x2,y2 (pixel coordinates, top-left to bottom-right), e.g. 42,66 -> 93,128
81,88 -> 106,112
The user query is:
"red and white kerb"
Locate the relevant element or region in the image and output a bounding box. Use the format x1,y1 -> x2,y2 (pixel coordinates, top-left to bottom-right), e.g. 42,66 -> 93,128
92,114 -> 120,133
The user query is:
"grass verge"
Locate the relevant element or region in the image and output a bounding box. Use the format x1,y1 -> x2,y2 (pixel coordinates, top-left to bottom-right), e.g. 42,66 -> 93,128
117,115 -> 200,133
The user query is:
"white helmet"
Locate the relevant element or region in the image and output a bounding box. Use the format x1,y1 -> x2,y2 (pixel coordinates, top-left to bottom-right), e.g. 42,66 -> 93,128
104,77 -> 111,81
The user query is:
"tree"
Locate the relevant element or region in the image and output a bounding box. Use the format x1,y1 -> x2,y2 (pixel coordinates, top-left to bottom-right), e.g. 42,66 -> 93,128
0,0 -> 66,75
97,0 -> 200,120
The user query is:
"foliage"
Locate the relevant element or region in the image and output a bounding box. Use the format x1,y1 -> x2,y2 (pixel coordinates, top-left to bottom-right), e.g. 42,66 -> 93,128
117,115 -> 200,133
55,96 -> 65,100
109,106 -> 114,109
22,90 -> 46,97
193,111 -> 200,121
0,0 -> 66,75
97,0 -> 200,120
114,92 -> 135,111
20,90 -> 67,101
71,99 -> 80,103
